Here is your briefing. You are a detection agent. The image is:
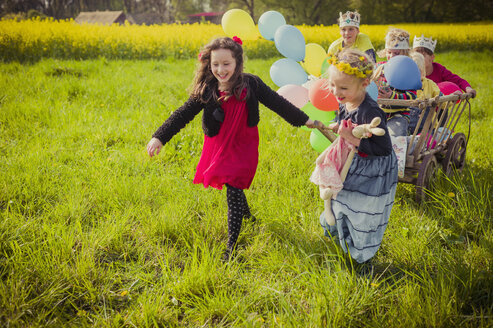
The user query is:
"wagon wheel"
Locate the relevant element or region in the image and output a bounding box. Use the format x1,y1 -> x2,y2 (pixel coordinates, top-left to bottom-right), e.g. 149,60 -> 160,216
415,154 -> 438,202
443,133 -> 467,176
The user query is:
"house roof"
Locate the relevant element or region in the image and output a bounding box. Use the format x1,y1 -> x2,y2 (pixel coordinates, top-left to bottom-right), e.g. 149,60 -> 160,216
75,11 -> 134,25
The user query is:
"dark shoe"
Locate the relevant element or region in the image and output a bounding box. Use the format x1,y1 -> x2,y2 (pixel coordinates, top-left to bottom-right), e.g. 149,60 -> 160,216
221,250 -> 230,262
243,212 -> 257,223
221,248 -> 233,262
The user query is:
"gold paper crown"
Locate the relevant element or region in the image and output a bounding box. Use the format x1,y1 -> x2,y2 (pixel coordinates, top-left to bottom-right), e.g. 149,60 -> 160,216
339,11 -> 360,28
413,35 -> 437,53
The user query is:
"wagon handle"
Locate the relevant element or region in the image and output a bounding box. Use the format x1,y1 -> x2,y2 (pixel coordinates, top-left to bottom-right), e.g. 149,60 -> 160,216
313,120 -> 337,143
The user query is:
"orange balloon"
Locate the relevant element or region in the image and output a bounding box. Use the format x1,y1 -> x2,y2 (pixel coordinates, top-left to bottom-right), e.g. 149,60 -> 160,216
308,78 -> 339,111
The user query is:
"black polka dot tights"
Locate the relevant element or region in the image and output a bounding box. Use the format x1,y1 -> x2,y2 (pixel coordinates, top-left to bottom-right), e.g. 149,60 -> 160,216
226,184 -> 251,251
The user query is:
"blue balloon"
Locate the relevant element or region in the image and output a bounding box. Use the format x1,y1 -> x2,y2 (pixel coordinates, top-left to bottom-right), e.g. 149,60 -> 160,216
258,11 -> 286,41
366,81 -> 378,101
270,58 -> 308,87
274,25 -> 305,61
384,55 -> 422,90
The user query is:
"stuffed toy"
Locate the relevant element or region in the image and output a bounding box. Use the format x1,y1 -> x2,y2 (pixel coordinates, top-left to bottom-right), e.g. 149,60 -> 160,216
311,117 -> 386,226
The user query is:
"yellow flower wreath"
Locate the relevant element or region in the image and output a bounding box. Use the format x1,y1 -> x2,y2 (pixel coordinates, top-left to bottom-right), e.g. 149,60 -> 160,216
327,54 -> 373,79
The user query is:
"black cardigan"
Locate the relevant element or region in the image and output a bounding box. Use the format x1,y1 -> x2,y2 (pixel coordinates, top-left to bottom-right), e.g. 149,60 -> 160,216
152,73 -> 309,144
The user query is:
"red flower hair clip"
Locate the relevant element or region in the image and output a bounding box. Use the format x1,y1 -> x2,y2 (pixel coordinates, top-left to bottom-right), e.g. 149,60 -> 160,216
198,51 -> 203,61
232,36 -> 243,45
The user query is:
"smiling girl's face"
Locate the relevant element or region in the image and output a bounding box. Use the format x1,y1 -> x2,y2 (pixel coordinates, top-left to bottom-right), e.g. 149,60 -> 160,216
210,48 -> 237,90
328,65 -> 368,110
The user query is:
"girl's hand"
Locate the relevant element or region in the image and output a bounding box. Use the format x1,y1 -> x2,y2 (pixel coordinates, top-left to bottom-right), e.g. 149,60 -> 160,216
378,88 -> 392,99
147,137 -> 163,157
338,119 -> 360,147
465,87 -> 477,97
305,119 -> 316,129
328,122 -> 339,132
337,119 -> 353,138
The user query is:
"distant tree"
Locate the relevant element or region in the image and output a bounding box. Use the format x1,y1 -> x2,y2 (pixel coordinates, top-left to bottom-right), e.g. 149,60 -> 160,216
230,0 -> 255,20
168,0 -> 210,22
1,0 -> 492,23
1,0 -> 44,15
349,0 -> 493,23
44,0 -> 75,19
259,0 -> 346,25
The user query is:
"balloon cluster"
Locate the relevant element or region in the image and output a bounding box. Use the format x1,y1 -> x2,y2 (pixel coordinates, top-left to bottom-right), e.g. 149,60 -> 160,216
221,9 -> 339,153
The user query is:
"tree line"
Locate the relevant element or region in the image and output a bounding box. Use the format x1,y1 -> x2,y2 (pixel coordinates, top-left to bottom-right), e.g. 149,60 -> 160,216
1,0 -> 491,24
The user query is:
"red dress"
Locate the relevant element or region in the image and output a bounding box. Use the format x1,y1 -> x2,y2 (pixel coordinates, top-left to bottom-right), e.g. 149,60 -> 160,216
193,91 -> 259,190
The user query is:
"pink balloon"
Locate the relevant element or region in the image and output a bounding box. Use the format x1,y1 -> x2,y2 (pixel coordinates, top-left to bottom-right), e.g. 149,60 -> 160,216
437,81 -> 462,95
277,84 -> 309,108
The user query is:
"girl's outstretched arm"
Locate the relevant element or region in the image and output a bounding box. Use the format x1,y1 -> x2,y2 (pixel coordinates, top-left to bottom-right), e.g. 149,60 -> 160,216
253,76 -> 310,126
147,137 -> 163,157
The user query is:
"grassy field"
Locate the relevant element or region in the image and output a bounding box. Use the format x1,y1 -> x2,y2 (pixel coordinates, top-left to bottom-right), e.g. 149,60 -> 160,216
0,51 -> 492,327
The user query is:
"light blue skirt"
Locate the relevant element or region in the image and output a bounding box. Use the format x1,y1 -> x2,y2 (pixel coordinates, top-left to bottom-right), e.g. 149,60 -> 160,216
320,152 -> 398,263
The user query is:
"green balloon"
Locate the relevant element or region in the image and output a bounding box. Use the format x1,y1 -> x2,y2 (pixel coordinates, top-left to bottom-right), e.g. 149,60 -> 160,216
301,102 -> 337,122
310,128 -> 333,153
321,57 -> 330,78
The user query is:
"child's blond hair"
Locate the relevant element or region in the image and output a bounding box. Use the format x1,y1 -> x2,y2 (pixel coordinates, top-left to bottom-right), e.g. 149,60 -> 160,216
327,48 -> 374,80
410,51 -> 426,78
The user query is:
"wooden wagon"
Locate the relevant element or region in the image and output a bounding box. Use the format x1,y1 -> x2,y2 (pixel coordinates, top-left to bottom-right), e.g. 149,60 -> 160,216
314,92 -> 474,201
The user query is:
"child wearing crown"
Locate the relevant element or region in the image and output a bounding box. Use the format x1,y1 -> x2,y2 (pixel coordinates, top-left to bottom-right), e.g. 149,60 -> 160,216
327,11 -> 376,63
413,35 -> 476,97
373,28 -> 417,137
410,52 -> 441,100
408,51 -> 442,134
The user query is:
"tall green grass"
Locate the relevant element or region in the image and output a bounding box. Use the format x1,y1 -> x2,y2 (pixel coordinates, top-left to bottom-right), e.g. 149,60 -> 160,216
0,51 -> 492,326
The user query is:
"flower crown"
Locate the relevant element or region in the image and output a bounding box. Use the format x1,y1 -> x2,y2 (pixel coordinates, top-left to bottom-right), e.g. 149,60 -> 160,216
327,53 -> 373,79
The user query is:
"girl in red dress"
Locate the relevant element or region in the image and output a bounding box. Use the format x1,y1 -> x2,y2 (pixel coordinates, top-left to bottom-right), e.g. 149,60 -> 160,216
147,37 -> 315,260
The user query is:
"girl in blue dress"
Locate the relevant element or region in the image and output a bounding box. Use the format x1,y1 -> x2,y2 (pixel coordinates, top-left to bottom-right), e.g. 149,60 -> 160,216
321,49 -> 398,263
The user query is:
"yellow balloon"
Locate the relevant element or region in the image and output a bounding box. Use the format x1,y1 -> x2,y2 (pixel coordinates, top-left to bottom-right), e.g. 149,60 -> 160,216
221,9 -> 258,41
303,43 -> 327,77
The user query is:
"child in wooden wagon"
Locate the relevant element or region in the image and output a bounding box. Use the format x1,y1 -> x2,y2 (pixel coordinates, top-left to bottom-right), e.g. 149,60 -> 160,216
413,35 -> 476,97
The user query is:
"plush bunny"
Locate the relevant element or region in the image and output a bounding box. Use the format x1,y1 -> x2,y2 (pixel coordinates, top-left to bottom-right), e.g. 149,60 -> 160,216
352,117 -> 385,139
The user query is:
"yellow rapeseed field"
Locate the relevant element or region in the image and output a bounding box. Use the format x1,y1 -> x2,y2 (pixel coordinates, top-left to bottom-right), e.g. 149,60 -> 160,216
0,18 -> 491,61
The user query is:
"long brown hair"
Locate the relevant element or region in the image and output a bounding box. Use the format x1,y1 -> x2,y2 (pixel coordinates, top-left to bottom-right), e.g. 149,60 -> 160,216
190,37 -> 247,103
